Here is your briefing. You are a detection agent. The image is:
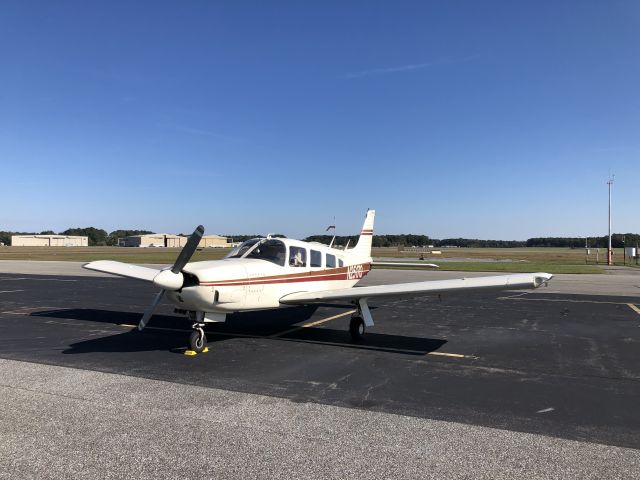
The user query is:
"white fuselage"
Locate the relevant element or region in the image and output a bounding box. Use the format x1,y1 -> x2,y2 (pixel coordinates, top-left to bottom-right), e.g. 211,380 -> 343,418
165,238 -> 371,314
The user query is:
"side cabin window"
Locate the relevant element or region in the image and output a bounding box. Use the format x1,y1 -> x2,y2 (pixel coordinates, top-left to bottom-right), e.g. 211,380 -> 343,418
338,258 -> 344,267
326,253 -> 336,268
289,246 -> 307,267
246,239 -> 286,266
310,249 -> 322,268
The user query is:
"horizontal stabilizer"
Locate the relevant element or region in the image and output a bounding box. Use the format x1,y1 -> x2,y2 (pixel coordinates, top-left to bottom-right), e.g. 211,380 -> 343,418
280,272 -> 553,305
83,260 -> 160,282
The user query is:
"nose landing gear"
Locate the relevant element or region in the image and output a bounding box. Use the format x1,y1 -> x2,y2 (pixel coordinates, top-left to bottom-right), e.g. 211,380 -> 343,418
189,323 -> 208,353
184,311 -> 226,354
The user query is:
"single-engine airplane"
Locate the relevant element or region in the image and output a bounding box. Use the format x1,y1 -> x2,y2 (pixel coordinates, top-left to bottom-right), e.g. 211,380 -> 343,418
84,210 -> 553,353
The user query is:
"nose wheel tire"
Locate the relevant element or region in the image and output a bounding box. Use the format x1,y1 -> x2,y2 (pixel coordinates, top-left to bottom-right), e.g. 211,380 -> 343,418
189,328 -> 207,353
349,316 -> 365,342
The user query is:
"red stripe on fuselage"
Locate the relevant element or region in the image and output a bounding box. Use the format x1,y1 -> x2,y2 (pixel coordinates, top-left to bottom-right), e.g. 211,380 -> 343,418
199,264 -> 371,287
203,273 -> 350,286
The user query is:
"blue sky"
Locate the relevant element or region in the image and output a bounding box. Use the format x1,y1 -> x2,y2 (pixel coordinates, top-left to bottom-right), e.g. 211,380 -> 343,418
1,1 -> 638,239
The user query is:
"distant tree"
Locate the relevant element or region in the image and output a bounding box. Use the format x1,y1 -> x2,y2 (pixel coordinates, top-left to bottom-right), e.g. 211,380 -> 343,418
613,233 -> 640,248
61,227 -> 108,246
0,231 -> 13,245
1,231 -> 36,245
39,230 -> 56,235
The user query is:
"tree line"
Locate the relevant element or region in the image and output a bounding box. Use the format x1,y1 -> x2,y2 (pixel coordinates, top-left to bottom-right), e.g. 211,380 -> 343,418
304,234 -> 526,248
526,234 -> 640,249
2,229 -> 639,249
304,234 -> 640,248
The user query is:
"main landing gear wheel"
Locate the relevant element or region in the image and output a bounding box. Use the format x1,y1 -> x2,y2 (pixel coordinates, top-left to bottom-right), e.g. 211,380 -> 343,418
189,328 -> 207,353
349,316 -> 365,342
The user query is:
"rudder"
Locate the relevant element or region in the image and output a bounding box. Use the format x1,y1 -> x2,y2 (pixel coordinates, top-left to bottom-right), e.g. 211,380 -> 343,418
350,209 -> 375,257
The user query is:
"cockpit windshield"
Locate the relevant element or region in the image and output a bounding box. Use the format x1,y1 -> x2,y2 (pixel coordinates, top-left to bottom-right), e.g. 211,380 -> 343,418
225,238 -> 286,267
225,239 -> 262,259
246,239 -> 286,266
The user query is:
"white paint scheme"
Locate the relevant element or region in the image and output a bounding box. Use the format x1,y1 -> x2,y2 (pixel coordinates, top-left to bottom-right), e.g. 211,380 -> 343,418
84,210 -> 553,333
279,272 -> 555,304
85,261 -> 158,282
153,269 -> 184,290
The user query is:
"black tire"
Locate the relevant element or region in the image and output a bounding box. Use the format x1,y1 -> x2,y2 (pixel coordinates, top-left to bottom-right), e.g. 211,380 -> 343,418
189,330 -> 207,353
349,316 -> 365,342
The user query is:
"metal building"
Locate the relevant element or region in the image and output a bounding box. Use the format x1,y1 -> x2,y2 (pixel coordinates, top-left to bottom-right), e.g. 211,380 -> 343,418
199,235 -> 230,248
118,234 -> 185,248
11,235 -> 88,247
118,234 -> 229,248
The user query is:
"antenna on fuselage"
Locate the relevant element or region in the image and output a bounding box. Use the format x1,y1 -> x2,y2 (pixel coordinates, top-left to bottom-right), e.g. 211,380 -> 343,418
326,216 -> 336,248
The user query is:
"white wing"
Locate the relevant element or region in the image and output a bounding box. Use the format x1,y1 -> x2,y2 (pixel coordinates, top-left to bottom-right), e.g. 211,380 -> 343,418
280,272 -> 552,304
83,260 -> 161,282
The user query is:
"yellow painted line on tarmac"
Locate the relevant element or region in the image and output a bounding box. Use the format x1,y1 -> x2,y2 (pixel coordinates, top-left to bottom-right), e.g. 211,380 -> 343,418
498,297 -> 632,306
279,336 -> 473,358
427,351 -> 467,358
627,304 -> 640,315
503,297 -> 640,316
302,310 -> 357,329
273,309 -> 357,337
1,306 -> 59,315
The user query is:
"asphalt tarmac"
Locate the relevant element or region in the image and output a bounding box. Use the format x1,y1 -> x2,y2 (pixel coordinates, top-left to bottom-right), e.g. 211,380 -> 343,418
1,265 -> 639,478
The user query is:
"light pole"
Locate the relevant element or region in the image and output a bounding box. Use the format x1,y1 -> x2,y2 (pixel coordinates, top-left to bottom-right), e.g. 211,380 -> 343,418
607,175 -> 614,265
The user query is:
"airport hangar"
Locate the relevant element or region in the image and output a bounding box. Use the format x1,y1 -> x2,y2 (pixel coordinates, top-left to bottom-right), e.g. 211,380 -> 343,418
10,234 -> 88,247
117,233 -> 229,248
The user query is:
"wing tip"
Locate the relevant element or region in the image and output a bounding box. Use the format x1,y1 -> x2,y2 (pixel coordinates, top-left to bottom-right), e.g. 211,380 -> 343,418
533,272 -> 553,287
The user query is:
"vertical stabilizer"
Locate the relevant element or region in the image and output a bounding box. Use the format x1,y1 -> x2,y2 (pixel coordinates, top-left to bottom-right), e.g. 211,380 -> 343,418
349,210 -> 375,257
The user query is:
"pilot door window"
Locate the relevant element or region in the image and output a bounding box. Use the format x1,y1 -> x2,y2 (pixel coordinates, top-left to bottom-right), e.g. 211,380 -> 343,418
289,246 -> 307,267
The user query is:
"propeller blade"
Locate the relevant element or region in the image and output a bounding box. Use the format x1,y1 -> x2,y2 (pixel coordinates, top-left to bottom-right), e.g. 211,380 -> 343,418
138,289 -> 165,331
171,225 -> 205,274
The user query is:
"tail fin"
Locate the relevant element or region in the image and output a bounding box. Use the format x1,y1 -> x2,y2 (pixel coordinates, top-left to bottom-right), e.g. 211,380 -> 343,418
349,209 -> 375,257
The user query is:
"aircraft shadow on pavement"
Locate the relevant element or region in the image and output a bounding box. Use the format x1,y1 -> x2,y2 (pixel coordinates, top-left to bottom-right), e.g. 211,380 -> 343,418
31,307 -> 446,356
33,306 -> 320,333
